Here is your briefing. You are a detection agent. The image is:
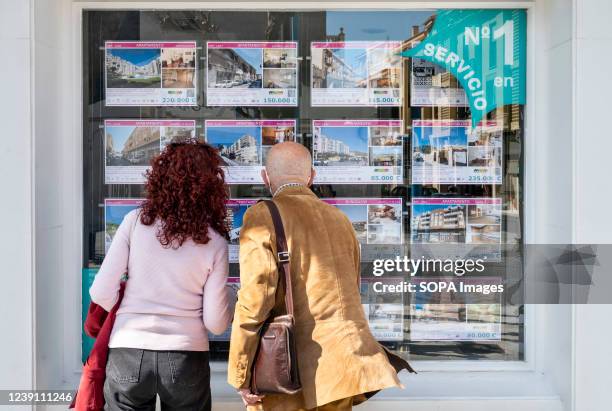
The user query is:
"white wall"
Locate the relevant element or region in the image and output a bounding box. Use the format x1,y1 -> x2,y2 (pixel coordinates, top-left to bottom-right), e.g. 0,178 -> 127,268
531,1 -> 574,410
572,1 -> 612,410
574,1 -> 612,241
0,1 -> 35,410
33,0 -> 74,390
531,0 -> 612,410
0,0 -> 74,400
531,0 -> 574,243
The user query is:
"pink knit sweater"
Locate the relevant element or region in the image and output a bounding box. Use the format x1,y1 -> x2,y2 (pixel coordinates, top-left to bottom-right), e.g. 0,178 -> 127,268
89,209 -> 233,351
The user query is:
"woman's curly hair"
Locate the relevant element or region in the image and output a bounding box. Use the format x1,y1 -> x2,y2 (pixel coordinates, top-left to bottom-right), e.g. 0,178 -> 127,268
140,140 -> 229,248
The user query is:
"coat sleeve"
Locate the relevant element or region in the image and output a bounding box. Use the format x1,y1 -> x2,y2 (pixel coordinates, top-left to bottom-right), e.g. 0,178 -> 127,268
342,212 -> 362,288
227,204 -> 278,389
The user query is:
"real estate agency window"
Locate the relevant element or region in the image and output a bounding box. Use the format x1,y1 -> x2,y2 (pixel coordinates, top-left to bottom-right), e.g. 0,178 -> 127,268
82,8 -> 526,363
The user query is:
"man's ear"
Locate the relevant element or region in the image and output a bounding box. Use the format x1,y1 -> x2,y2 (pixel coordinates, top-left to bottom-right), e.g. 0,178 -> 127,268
307,168 -> 316,187
261,169 -> 270,187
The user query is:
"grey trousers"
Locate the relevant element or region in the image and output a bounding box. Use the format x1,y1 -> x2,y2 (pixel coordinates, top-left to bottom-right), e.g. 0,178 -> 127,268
103,348 -> 211,411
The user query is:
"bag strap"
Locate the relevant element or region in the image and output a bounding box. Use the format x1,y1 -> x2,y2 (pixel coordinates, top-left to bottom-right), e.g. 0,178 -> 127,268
262,200 -> 294,317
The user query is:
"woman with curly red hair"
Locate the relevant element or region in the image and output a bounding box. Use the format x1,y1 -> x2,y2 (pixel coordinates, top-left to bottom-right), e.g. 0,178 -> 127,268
90,140 -> 234,411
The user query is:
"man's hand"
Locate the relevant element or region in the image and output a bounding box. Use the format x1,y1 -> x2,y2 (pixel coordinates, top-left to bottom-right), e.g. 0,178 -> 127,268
238,388 -> 264,406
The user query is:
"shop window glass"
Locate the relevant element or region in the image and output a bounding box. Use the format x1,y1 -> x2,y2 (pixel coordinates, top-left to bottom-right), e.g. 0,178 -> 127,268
82,9 -> 525,362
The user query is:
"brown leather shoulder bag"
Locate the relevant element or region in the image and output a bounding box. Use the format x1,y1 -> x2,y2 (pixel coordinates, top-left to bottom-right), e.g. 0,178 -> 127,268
251,200 -> 302,395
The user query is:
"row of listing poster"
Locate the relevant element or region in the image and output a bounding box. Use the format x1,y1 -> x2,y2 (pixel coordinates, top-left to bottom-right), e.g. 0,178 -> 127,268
104,118 -> 500,186
104,200 -> 501,341
104,119 -> 404,185
105,41 -> 466,107
205,119 -> 405,185
105,198 -> 403,259
104,197 -> 501,258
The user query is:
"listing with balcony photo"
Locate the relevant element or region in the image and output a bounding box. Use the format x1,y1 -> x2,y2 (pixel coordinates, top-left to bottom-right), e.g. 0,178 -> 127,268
206,41 -> 298,106
311,41 -> 402,106
104,119 -> 197,184
105,41 -> 197,106
313,119 -> 404,184
411,198 -> 502,246
361,277 -> 405,341
410,302 -> 502,341
410,276 -> 503,342
104,198 -> 144,251
205,119 -> 297,183
411,58 -> 468,107
323,198 -> 404,246
225,198 -> 258,262
412,120 -> 503,185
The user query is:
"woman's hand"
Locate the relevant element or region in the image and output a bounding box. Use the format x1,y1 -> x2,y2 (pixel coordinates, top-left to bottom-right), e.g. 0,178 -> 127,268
238,388 -> 264,406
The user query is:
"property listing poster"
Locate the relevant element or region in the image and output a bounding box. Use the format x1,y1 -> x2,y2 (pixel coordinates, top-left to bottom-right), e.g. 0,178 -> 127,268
105,119 -> 197,184
412,120 -> 503,185
324,198 -> 403,245
225,199 -> 258,262
410,277 -> 502,341
105,41 -> 197,106
104,198 -> 144,252
361,277 -> 404,341
411,197 -> 502,245
410,58 -> 468,107
205,120 -> 296,184
311,41 -> 402,106
206,42 -> 298,106
313,120 -> 404,184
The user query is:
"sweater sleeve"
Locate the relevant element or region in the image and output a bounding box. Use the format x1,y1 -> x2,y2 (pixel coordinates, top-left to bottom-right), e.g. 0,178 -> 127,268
89,210 -> 137,311
202,234 -> 233,335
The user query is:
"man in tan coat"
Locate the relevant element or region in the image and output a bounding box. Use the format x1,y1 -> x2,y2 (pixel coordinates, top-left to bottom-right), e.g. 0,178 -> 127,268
228,142 -> 414,410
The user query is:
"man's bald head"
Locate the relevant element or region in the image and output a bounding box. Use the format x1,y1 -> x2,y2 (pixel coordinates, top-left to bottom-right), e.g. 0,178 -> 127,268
263,142 -> 314,192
